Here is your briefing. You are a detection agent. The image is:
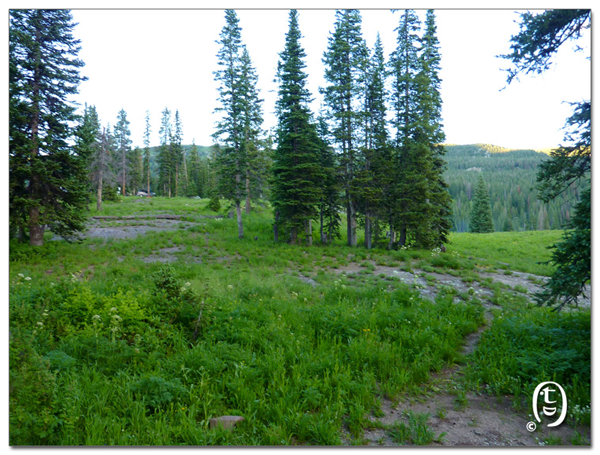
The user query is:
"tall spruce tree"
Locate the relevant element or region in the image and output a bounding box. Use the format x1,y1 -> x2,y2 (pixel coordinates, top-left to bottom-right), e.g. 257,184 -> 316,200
129,146 -> 143,194
271,9 -> 325,245
171,110 -> 184,197
90,125 -> 117,211
157,107 -> 172,196
143,110 -> 152,195
469,175 -> 494,233
357,34 -> 390,249
9,9 -> 88,245
187,140 -> 202,197
75,103 -> 101,188
321,9 -> 369,247
316,113 -> 342,244
114,108 -> 132,195
213,10 -> 263,238
238,47 -> 265,213
419,10 -> 453,246
501,9 -> 590,310
389,9 -> 434,248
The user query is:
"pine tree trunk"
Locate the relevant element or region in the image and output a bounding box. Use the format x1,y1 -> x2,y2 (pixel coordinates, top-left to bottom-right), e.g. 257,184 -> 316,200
399,226 -> 407,247
29,206 -> 44,246
364,209 -> 372,249
147,164 -> 151,195
236,201 -> 243,239
305,219 -> 313,246
346,198 -> 357,247
349,202 -> 357,247
245,170 -> 251,214
122,151 -> 126,196
29,49 -> 43,247
175,162 -> 179,197
97,174 -> 103,212
290,227 -> 297,245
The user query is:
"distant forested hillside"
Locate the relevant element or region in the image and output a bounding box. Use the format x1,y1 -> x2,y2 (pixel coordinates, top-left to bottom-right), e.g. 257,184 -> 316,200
444,144 -> 580,232
140,142 -> 580,234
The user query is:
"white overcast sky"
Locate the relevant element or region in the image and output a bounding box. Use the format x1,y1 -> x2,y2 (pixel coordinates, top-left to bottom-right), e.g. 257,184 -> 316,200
66,4 -> 591,151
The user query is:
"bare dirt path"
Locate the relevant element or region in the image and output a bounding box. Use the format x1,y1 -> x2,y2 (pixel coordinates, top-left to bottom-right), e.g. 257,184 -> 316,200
328,260 -> 590,446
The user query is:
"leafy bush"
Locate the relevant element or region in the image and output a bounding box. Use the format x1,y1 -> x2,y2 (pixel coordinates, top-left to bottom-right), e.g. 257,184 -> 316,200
465,308 -> 591,413
129,376 -> 187,412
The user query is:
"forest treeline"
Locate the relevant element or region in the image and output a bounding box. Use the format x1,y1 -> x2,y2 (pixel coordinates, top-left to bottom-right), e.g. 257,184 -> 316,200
444,144 -> 579,232
108,141 -> 578,234
9,8 -> 582,249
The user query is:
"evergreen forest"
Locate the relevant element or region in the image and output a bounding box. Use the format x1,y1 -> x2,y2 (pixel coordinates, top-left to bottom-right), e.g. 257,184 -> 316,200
9,8 -> 591,447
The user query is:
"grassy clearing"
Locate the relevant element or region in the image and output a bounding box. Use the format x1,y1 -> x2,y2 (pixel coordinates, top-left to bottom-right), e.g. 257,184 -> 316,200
9,197 -> 589,445
447,230 -> 562,276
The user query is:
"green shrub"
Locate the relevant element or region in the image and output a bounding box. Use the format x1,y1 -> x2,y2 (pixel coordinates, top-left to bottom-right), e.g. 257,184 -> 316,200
129,376 -> 187,412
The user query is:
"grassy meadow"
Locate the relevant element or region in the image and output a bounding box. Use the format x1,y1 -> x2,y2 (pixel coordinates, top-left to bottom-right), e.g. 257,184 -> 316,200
9,197 -> 590,445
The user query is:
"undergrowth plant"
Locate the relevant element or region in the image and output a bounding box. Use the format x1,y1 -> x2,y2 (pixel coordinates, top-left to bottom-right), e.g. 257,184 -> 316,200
9,197 -> 589,446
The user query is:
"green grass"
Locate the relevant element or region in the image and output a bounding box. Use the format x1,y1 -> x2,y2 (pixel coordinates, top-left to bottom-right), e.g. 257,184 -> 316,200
9,197 -> 589,445
448,230 -> 562,276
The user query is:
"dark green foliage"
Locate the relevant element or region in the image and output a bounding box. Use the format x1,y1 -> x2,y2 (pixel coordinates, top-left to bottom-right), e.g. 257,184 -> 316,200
444,145 -> 576,232
465,308 -> 590,411
388,9 -> 451,249
114,109 -> 132,195
171,110 -> 185,197
321,9 -> 369,247
213,10 -> 264,238
143,110 -> 152,194
129,376 -> 187,412
420,10 -> 453,245
9,9 -> 88,246
500,9 -> 590,84
9,330 -> 58,445
157,107 -> 173,196
271,10 -> 325,244
534,186 -> 590,311
469,176 -> 494,233
316,116 -> 342,244
536,101 -> 590,203
502,9 -> 591,310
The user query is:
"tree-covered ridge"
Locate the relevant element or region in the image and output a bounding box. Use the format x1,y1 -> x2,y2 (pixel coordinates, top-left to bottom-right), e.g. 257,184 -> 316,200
444,144 -> 580,233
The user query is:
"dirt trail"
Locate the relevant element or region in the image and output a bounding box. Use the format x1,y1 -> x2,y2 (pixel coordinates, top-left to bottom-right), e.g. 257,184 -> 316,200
328,261 -> 590,446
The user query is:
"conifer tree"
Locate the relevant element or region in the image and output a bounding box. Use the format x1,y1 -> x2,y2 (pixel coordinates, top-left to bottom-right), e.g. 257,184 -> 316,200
114,108 -> 132,195
469,176 -> 494,233
157,107 -> 172,196
129,146 -> 143,194
9,9 -> 88,245
271,9 -> 325,245
143,110 -> 152,195
187,140 -> 202,197
90,125 -> 117,211
501,9 -> 590,309
357,34 -> 389,249
321,9 -> 369,247
316,114 -> 342,244
75,104 -> 101,188
213,10 -> 263,238
171,110 -> 184,197
239,47 -> 265,213
419,9 -> 453,246
389,9 -> 434,247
